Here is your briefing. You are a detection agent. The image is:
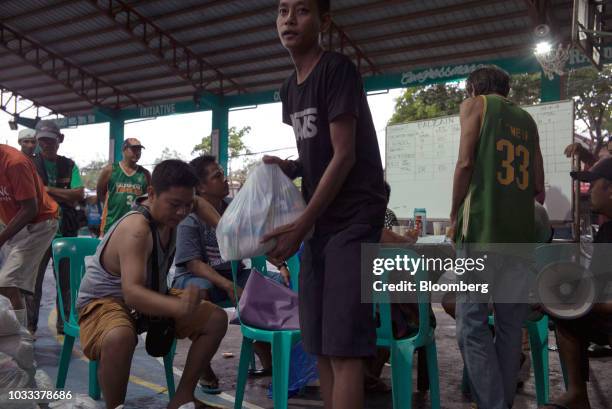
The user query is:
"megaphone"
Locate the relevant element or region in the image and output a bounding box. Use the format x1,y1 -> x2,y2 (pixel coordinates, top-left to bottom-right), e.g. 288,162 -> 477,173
537,261 -> 596,319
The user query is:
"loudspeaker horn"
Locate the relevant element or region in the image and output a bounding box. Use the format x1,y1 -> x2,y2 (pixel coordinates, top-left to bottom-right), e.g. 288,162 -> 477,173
537,261 -> 596,319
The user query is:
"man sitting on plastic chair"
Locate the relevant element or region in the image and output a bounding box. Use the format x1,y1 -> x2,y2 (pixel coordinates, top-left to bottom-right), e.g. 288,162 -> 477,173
541,158 -> 612,409
76,160 -> 228,409
171,155 -> 290,393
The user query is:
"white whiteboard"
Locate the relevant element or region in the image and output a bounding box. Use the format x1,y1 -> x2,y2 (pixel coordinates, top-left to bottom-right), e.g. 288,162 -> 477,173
386,100 -> 574,221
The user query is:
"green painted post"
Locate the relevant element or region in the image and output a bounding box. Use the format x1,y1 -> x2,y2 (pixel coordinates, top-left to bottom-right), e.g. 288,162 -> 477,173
109,117 -> 125,163
540,72 -> 562,102
212,105 -> 229,172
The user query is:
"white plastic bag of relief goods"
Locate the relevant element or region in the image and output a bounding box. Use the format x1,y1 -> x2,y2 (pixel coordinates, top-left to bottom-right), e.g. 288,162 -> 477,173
217,163 -> 307,260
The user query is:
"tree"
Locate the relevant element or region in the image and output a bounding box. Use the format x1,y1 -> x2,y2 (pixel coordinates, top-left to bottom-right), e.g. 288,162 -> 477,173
388,73 -> 542,125
193,125 -> 254,185
193,126 -> 252,158
388,83 -> 464,125
508,73 -> 540,106
567,65 -> 611,156
80,159 -> 107,190
153,147 -> 184,165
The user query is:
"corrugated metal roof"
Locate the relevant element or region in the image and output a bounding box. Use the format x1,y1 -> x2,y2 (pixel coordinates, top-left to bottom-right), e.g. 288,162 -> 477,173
12,2 -> 99,32
0,0 -> 605,116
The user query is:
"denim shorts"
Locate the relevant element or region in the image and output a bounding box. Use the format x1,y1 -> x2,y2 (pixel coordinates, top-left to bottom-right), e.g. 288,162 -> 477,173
172,267 -> 284,304
172,267 -> 249,304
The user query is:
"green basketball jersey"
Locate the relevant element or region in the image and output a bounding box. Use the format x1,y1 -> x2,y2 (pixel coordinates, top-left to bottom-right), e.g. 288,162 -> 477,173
456,95 -> 538,244
100,163 -> 148,234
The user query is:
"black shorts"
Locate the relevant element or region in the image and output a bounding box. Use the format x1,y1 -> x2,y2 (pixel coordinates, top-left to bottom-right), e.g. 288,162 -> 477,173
299,223 -> 381,358
556,311 -> 612,346
555,311 -> 612,381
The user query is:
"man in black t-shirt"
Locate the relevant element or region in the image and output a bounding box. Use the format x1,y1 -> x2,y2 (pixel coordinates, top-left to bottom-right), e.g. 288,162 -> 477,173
543,157 -> 612,409
262,1 -> 386,408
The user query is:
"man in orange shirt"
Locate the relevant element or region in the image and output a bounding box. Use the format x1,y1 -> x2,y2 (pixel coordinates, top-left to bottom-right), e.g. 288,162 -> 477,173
0,144 -> 58,326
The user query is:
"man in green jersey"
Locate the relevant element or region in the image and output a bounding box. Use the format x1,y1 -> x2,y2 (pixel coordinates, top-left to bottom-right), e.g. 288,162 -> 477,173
26,120 -> 85,335
450,66 -> 545,409
97,138 -> 151,235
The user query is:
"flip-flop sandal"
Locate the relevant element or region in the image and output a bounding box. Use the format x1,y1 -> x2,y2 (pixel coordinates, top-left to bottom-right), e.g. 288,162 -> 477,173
248,367 -> 272,377
198,378 -> 221,395
190,399 -> 219,409
364,378 -> 391,393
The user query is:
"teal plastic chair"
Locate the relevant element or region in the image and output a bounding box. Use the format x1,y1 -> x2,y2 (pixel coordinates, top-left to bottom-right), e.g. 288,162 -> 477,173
232,255 -> 302,409
525,314 -> 550,404
375,248 -> 441,409
52,237 -> 177,400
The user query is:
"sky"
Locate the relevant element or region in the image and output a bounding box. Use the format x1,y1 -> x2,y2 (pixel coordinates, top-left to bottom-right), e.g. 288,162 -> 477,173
0,89 -> 405,173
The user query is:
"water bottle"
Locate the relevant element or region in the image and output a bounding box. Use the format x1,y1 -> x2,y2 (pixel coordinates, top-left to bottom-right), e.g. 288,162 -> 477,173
414,208 -> 427,237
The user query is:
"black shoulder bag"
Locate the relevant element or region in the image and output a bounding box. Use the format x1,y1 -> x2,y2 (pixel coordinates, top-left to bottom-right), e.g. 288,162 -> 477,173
135,206 -> 176,357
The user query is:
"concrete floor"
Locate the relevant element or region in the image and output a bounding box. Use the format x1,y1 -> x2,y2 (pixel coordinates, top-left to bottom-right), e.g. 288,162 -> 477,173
33,265 -> 612,409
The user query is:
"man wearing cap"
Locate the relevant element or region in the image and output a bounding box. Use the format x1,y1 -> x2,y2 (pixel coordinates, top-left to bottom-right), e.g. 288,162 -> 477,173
97,137 -> 151,236
0,144 -> 58,327
17,129 -> 37,158
26,119 -> 85,335
544,157 -> 612,409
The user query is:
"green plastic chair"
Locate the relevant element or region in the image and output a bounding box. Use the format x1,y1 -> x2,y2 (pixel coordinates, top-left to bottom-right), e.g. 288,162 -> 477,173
52,237 -> 177,400
374,248 -> 441,409
232,255 -> 302,409
525,314 -> 550,404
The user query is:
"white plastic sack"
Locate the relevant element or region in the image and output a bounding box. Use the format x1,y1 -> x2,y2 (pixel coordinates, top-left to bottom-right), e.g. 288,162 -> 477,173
0,335 -> 35,370
34,369 -> 55,391
0,352 -> 29,390
48,394 -> 100,409
216,163 -> 307,260
0,296 -> 21,337
0,395 -> 38,409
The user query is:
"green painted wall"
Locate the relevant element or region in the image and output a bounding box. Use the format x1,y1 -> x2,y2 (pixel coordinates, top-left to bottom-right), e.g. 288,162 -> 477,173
212,106 -> 229,172
109,117 -> 125,163
540,73 -> 562,102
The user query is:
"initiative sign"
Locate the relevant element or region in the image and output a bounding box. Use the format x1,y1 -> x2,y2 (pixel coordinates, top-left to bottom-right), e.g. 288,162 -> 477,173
139,103 -> 177,118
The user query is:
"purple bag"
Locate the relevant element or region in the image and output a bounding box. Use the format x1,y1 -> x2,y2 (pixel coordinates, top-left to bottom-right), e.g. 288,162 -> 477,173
237,268 -> 300,330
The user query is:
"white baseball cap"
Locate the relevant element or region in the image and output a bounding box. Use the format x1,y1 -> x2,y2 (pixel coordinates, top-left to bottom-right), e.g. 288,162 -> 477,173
18,128 -> 36,142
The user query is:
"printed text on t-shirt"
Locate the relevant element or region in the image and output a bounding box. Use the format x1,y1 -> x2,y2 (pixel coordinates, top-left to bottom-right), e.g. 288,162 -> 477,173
290,108 -> 318,141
